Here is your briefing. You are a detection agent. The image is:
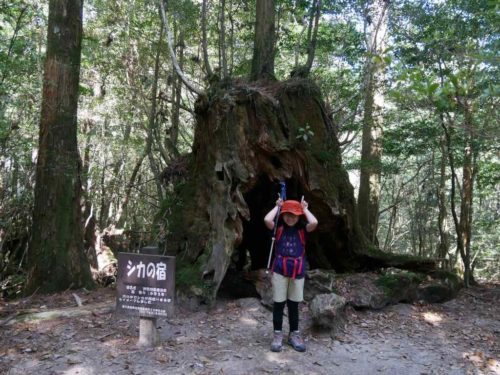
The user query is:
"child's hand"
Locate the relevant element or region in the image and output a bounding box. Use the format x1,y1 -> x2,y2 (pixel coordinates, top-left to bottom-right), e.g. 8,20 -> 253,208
276,195 -> 283,207
301,199 -> 308,210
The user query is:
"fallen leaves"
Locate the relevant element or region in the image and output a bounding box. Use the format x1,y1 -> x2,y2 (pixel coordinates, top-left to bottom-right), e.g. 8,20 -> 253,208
463,351 -> 500,372
0,284 -> 499,374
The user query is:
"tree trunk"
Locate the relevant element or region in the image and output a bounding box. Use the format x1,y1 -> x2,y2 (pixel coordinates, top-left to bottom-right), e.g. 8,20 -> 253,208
382,178 -> 398,252
437,134 -> 450,268
458,100 -> 476,287
218,0 -> 228,79
171,27 -> 183,149
159,0 -> 202,95
81,119 -> 98,269
250,0 -> 276,81
165,79 -> 437,303
228,0 -> 234,75
442,113 -> 470,286
201,0 -> 213,77
305,0 -> 321,74
26,0 -> 93,294
357,0 -> 389,245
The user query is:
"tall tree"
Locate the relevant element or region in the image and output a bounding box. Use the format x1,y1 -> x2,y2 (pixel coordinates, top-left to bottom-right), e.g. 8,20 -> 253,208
201,0 -> 213,77
442,79 -> 479,287
218,0 -> 228,79
437,132 -> 451,267
357,0 -> 389,244
250,0 -> 276,81
26,0 -> 93,293
304,0 -> 322,74
159,0 -> 202,95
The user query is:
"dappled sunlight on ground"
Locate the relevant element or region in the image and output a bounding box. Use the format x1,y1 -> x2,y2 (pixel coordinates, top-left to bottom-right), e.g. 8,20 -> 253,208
62,365 -> 95,375
238,315 -> 258,327
421,311 -> 443,326
264,351 -> 293,364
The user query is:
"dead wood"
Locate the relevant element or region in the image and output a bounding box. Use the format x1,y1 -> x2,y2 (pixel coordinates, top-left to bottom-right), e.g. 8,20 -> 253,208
163,78 -> 438,302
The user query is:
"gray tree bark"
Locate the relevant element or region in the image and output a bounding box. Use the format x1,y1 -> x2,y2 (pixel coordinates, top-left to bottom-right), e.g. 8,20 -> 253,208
305,0 -> 321,74
26,0 -> 94,294
357,0 -> 389,245
437,133 -> 450,268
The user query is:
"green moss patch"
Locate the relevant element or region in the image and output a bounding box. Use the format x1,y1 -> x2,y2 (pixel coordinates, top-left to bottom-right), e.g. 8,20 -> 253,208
376,270 -> 425,298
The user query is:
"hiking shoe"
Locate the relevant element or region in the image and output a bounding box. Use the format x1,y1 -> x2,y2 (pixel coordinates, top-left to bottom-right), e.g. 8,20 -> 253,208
288,331 -> 306,352
270,331 -> 283,352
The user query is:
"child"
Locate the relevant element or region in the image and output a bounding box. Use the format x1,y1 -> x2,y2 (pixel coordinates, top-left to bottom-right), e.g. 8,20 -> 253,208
264,198 -> 318,352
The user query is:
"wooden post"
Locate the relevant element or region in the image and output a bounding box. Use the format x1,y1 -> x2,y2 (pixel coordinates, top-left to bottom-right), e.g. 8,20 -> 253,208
138,317 -> 159,347
138,246 -> 160,348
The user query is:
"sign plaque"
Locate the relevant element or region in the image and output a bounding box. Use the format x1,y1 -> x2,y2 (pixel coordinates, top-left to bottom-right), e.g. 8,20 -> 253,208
116,252 -> 175,318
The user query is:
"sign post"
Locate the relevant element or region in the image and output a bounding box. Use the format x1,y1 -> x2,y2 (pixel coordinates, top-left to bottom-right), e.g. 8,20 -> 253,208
116,248 -> 175,347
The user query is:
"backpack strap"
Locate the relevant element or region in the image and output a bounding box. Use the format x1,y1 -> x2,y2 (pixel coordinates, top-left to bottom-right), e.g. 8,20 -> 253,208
298,229 -> 305,246
298,256 -> 304,276
275,225 -> 284,241
291,258 -> 298,279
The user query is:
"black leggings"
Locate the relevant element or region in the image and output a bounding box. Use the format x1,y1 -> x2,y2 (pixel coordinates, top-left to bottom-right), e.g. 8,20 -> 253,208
273,300 -> 299,332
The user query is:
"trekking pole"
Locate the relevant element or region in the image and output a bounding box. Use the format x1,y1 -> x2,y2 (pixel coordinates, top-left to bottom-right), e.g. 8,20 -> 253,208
266,182 -> 286,273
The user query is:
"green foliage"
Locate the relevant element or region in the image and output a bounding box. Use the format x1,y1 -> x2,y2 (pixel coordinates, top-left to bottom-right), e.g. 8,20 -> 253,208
175,252 -> 216,301
372,0 -> 498,281
175,257 -> 204,291
472,152 -> 500,280
383,117 -> 441,158
477,158 -> 500,189
296,123 -> 315,143
0,1 -> 45,285
376,270 -> 425,297
430,270 -> 462,289
156,179 -> 193,237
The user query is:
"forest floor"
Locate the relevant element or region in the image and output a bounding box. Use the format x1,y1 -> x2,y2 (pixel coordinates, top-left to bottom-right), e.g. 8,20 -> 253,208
0,283 -> 499,375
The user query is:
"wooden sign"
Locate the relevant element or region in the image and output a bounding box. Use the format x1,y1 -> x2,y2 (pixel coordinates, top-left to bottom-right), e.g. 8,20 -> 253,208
116,252 -> 175,318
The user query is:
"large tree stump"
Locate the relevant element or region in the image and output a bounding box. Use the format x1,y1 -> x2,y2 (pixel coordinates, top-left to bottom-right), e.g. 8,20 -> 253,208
164,78 -> 436,301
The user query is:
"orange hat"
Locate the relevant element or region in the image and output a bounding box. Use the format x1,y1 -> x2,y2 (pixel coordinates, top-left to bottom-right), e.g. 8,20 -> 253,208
280,200 -> 303,216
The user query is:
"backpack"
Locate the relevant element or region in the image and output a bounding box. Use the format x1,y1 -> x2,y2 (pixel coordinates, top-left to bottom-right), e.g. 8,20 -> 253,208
272,225 -> 306,279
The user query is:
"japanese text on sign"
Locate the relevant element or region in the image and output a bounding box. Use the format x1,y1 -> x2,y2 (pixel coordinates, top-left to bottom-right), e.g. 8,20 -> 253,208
116,253 -> 175,318
126,260 -> 167,280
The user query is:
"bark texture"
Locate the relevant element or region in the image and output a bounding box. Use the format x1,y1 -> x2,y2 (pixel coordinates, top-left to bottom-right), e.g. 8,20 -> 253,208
250,0 -> 276,81
26,0 -> 93,294
164,79 -> 436,301
358,0 -> 389,244
457,102 -> 476,287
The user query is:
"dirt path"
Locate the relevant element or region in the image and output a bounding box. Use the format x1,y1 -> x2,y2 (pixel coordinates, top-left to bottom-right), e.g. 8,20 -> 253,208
1,285 -> 498,375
